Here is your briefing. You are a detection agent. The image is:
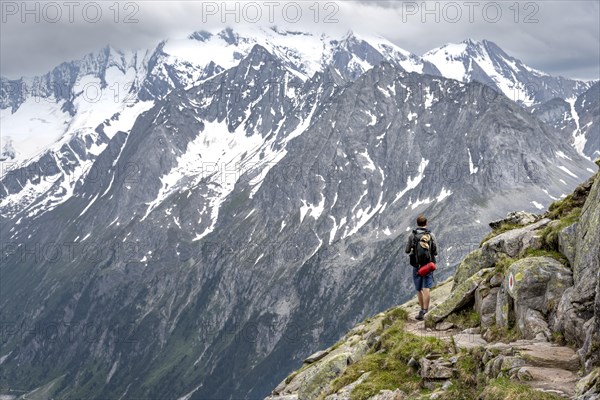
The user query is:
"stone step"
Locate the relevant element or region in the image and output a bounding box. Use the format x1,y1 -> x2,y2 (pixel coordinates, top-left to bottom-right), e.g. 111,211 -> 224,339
452,333 -> 488,351
512,342 -> 580,372
520,366 -> 578,397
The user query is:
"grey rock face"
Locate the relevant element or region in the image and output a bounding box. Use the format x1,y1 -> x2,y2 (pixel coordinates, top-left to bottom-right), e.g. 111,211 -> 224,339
572,175 -> 600,305
552,287 -> 593,348
495,282 -> 514,329
558,222 -> 578,267
475,286 -> 500,329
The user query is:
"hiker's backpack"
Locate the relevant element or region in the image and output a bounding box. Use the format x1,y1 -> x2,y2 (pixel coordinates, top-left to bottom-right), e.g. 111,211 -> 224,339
412,229 -> 433,267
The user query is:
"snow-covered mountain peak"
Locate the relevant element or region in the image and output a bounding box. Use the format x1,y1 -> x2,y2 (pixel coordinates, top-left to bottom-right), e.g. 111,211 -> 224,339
422,37 -> 589,105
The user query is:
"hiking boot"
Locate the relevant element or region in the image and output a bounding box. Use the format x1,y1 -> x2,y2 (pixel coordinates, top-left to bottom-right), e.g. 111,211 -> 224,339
415,310 -> 425,321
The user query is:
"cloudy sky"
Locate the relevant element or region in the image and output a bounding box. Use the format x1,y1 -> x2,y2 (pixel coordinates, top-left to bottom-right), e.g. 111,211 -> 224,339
1,0 -> 598,80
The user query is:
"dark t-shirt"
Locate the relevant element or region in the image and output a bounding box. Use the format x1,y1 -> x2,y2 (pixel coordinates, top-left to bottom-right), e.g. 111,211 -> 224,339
405,227 -> 438,264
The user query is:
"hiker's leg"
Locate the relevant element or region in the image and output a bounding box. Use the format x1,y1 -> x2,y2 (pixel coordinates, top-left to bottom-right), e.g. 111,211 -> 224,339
422,288 -> 430,310
412,269 -> 424,309
417,290 -> 424,309
422,274 -> 433,310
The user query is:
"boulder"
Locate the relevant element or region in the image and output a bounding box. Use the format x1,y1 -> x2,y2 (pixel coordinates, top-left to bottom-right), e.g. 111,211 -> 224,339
558,222 -> 578,267
489,273 -> 503,287
500,356 -> 527,373
515,341 -> 580,372
515,307 -> 551,341
580,317 -> 599,373
435,322 -> 454,331
520,366 -> 579,397
452,333 -> 488,351
419,357 -> 454,379
425,269 -> 493,328
452,249 -> 495,290
482,218 -> 550,258
506,256 -> 572,314
501,256 -> 572,339
489,211 -> 539,230
304,350 -> 329,364
516,367 -> 533,381
484,355 -> 506,378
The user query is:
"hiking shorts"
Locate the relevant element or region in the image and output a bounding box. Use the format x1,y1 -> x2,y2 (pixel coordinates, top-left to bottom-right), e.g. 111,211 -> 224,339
413,267 -> 433,291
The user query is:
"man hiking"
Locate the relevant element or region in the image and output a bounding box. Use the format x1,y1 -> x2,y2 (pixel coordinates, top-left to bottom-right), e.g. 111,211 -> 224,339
405,214 -> 438,321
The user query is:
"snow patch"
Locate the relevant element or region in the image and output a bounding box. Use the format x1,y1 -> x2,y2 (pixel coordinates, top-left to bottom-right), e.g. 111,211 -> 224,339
393,158 -> 429,203
531,201 -> 544,210
558,166 -> 578,178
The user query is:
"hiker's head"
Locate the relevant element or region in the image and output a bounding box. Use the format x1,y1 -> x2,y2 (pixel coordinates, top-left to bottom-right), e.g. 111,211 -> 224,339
416,215 -> 427,227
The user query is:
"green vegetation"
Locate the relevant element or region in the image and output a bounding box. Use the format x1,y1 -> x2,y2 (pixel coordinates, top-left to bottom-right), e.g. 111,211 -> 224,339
551,331 -> 566,346
445,309 -> 481,329
484,325 -> 521,344
478,377 -> 564,399
481,223 -> 522,245
320,309 -> 448,400
494,255 -> 516,274
547,193 -> 583,220
490,246 -> 567,277
521,248 -> 568,265
381,307 -> 409,327
540,208 -> 581,251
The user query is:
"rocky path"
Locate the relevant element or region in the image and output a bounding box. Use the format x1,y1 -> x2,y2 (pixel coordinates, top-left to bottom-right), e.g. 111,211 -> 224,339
404,308 -> 581,398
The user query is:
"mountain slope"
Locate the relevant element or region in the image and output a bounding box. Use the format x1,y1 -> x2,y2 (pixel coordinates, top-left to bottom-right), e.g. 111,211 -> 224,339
530,82 -> 600,160
0,41 -> 596,400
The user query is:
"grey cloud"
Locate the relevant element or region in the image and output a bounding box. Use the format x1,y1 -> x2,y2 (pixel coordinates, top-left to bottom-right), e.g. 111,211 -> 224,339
0,0 -> 598,81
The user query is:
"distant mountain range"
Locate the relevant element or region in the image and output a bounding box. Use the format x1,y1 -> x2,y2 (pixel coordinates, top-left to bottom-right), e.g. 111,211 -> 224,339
0,26 -> 597,400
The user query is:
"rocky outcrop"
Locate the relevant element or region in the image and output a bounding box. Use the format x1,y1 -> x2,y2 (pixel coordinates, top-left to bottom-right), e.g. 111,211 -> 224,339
489,211 -> 540,230
481,218 -> 550,258
424,269 -> 493,328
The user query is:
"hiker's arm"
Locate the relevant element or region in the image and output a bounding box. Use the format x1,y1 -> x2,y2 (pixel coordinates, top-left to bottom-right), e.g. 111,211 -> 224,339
405,234 -> 413,254
431,233 -> 438,257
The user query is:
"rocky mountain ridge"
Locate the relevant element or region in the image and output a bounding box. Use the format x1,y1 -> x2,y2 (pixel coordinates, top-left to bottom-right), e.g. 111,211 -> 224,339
1,27 -> 595,166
